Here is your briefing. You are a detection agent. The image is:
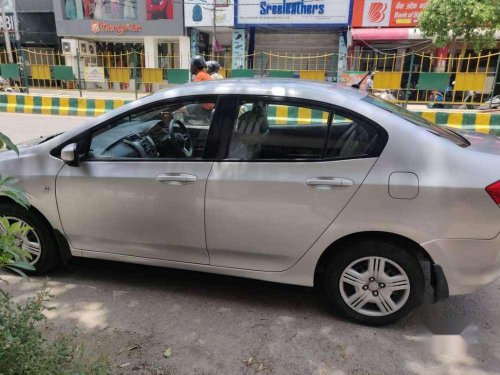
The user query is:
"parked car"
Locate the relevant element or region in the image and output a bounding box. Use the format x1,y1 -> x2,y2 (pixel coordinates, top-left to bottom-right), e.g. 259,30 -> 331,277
1,80 -> 499,325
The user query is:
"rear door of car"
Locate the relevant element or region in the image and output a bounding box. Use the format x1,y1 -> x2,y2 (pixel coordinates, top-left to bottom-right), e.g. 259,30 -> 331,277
205,95 -> 387,271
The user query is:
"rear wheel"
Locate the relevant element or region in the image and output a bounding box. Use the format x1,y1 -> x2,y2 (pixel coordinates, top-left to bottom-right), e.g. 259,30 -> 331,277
324,240 -> 424,325
0,202 -> 59,274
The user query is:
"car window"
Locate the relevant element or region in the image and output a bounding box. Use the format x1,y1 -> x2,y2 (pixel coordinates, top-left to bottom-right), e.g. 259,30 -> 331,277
361,95 -> 470,147
88,100 -> 216,160
227,101 -> 330,160
325,113 -> 380,159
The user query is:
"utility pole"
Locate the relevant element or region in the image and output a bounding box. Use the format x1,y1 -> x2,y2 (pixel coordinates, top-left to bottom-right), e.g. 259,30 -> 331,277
0,0 -> 14,63
212,0 -> 216,60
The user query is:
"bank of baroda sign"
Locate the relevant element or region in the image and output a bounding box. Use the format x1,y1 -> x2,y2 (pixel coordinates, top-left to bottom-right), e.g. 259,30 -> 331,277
235,0 -> 351,27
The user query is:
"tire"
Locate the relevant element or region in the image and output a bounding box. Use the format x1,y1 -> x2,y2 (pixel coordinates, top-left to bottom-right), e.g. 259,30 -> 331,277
324,239 -> 424,326
0,202 -> 59,274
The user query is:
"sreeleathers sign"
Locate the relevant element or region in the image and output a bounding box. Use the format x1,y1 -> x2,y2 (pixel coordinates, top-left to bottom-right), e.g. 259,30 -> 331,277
235,0 -> 351,27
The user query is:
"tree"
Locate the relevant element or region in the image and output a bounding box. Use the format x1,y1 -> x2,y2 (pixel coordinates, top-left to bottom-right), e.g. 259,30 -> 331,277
419,0 -> 499,57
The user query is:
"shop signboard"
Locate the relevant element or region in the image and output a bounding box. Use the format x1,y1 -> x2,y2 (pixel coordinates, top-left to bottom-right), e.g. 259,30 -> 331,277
351,0 -> 428,28
185,0 -> 234,27
235,0 -> 351,27
84,66 -> 106,82
0,13 -> 14,32
232,29 -> 246,69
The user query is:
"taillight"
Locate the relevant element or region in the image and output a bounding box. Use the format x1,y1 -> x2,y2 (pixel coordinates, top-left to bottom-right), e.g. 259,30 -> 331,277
485,181 -> 500,205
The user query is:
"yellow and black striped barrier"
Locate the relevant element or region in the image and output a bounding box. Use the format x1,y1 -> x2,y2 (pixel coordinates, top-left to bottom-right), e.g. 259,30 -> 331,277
1,94 -> 499,135
0,94 -> 129,117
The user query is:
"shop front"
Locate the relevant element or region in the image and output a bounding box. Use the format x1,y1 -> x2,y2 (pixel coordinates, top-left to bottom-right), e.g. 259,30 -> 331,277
184,0 -> 234,74
53,0 -> 189,89
234,0 -> 352,80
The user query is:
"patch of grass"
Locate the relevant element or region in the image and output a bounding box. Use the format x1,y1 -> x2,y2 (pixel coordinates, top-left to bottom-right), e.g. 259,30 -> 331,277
0,287 -> 111,375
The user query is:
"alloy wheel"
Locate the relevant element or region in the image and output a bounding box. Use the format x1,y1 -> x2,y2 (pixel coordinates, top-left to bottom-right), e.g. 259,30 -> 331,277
0,216 -> 42,265
338,256 -> 411,317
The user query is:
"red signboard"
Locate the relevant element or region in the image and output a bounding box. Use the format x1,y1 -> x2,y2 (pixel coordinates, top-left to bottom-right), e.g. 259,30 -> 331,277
352,0 -> 428,28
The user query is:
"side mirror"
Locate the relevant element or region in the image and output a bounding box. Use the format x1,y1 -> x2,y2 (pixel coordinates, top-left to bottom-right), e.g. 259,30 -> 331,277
60,143 -> 79,166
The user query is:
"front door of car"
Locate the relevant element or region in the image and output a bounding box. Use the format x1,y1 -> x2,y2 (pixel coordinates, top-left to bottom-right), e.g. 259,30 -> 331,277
205,97 -> 386,271
56,97 -> 220,263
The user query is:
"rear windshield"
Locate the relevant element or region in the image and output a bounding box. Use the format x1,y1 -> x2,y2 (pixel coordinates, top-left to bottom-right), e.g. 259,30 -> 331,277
361,95 -> 470,147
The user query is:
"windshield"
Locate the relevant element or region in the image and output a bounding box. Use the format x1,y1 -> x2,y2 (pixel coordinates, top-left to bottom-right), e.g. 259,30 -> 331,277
361,95 -> 470,148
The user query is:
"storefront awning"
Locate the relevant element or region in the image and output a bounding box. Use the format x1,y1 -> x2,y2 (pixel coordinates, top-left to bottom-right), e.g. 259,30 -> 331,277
351,28 -> 424,41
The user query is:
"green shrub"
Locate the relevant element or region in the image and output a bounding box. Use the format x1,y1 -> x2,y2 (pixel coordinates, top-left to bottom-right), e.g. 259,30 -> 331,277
0,288 -> 111,375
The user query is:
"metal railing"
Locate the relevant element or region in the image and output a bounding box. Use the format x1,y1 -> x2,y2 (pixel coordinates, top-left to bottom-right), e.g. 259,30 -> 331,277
0,48 -> 498,107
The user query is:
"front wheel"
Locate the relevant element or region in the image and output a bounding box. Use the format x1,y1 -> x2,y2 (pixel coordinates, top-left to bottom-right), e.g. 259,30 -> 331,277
324,240 -> 424,325
0,202 -> 59,274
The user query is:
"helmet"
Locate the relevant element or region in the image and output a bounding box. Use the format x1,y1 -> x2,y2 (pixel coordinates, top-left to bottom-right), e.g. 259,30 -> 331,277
206,60 -> 220,74
190,55 -> 207,74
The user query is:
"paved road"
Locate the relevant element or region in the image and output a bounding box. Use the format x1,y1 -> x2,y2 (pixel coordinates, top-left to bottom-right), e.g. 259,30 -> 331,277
0,112 -> 88,143
1,112 -> 500,374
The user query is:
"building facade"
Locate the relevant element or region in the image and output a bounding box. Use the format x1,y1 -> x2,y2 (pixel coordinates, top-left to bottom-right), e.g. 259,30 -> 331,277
52,0 -> 190,70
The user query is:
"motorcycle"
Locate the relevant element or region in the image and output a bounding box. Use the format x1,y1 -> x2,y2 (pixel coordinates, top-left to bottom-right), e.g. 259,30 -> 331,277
0,76 -> 15,92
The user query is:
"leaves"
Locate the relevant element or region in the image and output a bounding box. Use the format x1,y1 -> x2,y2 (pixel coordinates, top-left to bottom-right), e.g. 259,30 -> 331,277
0,176 -> 30,209
419,0 -> 499,52
0,133 -> 19,155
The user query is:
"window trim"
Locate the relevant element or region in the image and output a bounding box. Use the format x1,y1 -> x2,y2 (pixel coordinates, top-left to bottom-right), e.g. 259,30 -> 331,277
51,95 -> 222,163
216,95 -> 388,163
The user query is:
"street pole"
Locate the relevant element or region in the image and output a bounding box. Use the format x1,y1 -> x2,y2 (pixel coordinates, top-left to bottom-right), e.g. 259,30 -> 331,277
404,53 -> 415,108
76,48 -> 82,98
489,55 -> 500,109
212,1 -> 216,60
11,0 -> 28,92
0,0 -> 14,63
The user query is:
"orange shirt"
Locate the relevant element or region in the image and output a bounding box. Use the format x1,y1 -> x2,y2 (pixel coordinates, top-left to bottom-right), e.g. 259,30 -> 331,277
194,70 -> 212,82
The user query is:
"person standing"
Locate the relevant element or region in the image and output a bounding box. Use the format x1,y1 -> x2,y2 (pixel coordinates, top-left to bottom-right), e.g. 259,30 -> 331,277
190,56 -> 212,82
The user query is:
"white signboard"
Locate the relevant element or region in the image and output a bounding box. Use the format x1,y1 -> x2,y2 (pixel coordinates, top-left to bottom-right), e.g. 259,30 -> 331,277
0,14 -> 14,32
185,0 -> 234,27
235,0 -> 351,27
84,67 -> 105,82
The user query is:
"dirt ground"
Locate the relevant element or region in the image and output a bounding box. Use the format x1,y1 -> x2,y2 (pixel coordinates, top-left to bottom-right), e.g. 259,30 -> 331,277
3,257 -> 500,375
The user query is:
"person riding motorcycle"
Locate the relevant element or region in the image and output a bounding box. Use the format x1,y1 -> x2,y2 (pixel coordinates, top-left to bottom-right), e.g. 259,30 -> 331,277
190,55 -> 212,82
206,60 -> 223,80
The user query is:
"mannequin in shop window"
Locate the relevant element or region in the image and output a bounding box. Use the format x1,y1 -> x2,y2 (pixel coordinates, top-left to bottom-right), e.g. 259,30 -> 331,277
110,0 -> 122,19
124,0 -> 136,19
65,0 -> 77,20
146,0 -> 174,20
93,0 -> 103,19
82,0 -> 93,18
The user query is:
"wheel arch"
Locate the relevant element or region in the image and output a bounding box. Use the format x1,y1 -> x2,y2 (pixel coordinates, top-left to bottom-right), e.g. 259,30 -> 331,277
314,231 -> 435,287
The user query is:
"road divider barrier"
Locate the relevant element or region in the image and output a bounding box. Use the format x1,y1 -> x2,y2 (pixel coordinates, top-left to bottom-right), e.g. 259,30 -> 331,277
1,94 -> 499,135
0,94 -> 129,117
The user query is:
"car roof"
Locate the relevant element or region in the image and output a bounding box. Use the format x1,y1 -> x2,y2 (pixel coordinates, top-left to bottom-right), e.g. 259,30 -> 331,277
151,79 -> 368,104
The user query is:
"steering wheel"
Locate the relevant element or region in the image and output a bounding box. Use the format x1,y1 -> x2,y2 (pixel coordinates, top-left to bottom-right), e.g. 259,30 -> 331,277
168,119 -> 193,157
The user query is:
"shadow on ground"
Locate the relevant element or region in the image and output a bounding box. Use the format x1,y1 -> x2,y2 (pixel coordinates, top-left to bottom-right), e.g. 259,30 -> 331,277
4,257 -> 500,375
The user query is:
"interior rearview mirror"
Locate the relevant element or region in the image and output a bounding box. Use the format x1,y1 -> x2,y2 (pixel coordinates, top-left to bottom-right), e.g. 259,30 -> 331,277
60,143 -> 78,166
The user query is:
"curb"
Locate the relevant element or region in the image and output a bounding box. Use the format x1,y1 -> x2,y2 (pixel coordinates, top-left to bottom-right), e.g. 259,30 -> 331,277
416,111 -> 500,135
0,94 -> 130,117
1,94 -> 499,135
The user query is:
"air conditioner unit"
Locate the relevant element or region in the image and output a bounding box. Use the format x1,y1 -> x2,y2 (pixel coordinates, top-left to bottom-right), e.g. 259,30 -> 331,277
61,39 -> 79,56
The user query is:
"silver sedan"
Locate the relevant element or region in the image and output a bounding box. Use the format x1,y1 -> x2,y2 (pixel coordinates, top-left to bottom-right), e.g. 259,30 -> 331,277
1,80 -> 499,325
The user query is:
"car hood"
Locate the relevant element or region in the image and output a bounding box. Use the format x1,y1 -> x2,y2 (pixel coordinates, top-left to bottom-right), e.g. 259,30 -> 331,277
456,129 -> 500,156
16,133 -> 63,148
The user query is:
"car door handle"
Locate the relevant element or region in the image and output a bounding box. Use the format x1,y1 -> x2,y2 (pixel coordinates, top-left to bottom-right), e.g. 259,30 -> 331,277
156,173 -> 197,184
305,177 -> 354,188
